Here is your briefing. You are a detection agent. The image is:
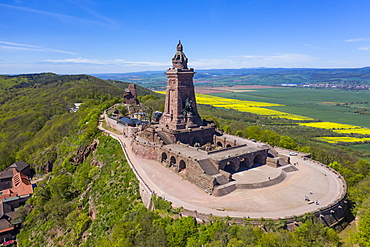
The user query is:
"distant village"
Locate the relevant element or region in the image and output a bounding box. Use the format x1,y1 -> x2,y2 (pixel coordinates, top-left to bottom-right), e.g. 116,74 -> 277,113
280,83 -> 370,90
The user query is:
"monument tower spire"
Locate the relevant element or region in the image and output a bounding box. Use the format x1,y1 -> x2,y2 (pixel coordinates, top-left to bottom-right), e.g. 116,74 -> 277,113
159,41 -> 202,130
172,40 -> 188,69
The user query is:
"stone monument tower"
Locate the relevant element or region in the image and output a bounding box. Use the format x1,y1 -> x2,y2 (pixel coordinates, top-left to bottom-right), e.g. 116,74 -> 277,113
159,41 -> 202,130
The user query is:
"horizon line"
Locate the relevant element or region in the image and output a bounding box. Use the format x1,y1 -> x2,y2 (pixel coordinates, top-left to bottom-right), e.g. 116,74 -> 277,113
2,66 -> 370,76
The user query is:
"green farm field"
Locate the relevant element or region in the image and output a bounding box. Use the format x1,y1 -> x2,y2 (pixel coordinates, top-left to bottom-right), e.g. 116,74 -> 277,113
268,105 -> 370,127
348,143 -> 370,151
210,88 -> 370,127
211,87 -> 370,104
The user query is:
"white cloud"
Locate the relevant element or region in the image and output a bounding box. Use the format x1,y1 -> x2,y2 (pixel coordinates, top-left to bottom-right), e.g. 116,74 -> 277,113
344,38 -> 370,42
45,57 -> 168,67
0,3 -> 118,28
67,0 -> 117,28
358,47 -> 370,51
0,41 -> 76,54
304,44 -> 323,50
46,57 -> 107,64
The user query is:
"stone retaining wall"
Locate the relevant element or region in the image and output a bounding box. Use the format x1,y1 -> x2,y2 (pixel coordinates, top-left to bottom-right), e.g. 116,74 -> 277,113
133,146 -> 349,229
131,138 -> 215,193
235,170 -> 287,189
104,113 -> 140,137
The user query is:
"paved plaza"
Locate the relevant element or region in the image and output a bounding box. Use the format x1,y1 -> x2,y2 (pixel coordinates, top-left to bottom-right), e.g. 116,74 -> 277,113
232,165 -> 281,184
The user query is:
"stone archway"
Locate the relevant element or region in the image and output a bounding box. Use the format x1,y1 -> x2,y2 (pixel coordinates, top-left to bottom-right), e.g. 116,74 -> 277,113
239,157 -> 250,170
161,152 -> 168,163
224,161 -> 235,173
226,144 -> 232,148
253,154 -> 265,165
169,156 -> 177,167
179,160 -> 186,172
216,141 -> 223,148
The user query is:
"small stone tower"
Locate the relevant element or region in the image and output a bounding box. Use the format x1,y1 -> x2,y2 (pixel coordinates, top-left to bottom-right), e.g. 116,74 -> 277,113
159,41 -> 202,130
124,84 -> 139,105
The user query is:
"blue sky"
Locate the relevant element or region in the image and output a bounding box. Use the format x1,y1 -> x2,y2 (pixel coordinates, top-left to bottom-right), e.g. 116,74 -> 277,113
1,0 -> 370,74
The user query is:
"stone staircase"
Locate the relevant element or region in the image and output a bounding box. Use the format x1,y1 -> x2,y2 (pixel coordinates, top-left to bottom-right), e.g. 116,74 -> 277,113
214,174 -> 229,185
198,159 -> 231,195
265,143 -> 279,157
156,131 -> 173,145
197,159 -> 219,175
265,143 -> 289,167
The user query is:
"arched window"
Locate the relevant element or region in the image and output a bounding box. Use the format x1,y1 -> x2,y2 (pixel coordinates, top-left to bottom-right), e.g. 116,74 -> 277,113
254,154 -> 265,165
170,156 -> 177,167
224,161 -> 235,173
161,153 -> 168,163
179,160 -> 186,172
239,157 -> 250,170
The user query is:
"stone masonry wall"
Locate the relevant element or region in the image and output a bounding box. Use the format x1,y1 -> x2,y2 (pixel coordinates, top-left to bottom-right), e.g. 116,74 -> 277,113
184,160 -> 215,194
160,125 -> 215,146
214,135 -> 239,148
131,138 -> 215,193
131,139 -> 159,161
104,114 -> 140,137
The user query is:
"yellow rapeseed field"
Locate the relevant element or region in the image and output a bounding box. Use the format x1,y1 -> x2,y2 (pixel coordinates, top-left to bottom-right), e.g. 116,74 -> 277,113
317,137 -> 370,143
332,128 -> 370,135
195,94 -> 316,120
154,91 -> 313,121
194,94 -> 283,107
298,122 -> 361,130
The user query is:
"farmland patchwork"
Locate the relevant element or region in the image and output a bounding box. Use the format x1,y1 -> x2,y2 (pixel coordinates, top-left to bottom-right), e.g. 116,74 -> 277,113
156,91 -> 370,144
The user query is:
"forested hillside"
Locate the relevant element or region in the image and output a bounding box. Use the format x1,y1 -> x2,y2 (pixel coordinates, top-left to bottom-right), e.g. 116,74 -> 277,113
1,73 -> 369,246
0,73 -> 131,171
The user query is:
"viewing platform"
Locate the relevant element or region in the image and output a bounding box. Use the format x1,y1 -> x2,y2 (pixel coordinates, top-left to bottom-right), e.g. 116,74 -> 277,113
99,120 -> 348,227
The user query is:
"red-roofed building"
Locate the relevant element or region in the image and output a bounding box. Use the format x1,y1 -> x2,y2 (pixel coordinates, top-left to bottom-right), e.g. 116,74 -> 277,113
0,161 -> 34,243
0,169 -> 33,202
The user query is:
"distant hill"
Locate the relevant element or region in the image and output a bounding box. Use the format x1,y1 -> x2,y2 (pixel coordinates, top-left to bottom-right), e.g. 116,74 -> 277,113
92,67 -> 370,89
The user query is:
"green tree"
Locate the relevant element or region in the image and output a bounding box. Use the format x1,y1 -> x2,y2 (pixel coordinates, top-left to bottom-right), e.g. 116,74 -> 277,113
223,125 -> 231,134
115,104 -> 128,116
278,136 -> 296,149
354,197 -> 370,245
244,126 -> 263,141
166,217 -> 198,247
